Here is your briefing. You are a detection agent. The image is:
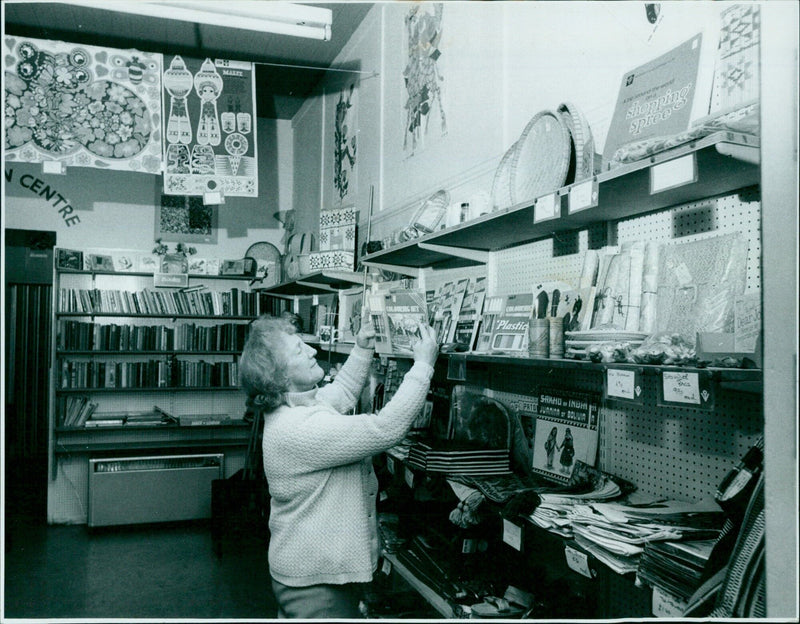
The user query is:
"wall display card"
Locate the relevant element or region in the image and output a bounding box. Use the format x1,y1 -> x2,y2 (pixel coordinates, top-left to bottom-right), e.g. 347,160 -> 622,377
489,293 -> 533,354
319,205 -> 357,252
162,55 -> 257,197
453,277 -> 487,350
603,35 -> 702,163
658,370 -> 714,410
4,36 -> 163,173
533,387 -> 600,484
431,279 -> 469,345
368,290 -> 427,356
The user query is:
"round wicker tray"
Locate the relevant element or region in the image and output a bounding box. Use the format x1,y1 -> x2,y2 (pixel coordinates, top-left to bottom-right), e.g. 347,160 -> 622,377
490,141 -> 518,211
509,110 -> 571,205
557,102 -> 595,183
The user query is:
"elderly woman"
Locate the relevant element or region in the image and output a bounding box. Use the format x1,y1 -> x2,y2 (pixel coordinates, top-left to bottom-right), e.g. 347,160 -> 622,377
239,315 -> 438,619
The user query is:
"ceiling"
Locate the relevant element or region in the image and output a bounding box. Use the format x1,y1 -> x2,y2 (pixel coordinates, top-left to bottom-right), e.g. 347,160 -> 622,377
3,1 -> 374,119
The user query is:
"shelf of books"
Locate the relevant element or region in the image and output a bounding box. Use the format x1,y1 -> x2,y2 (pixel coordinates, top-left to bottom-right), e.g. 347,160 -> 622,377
362,132 -> 759,271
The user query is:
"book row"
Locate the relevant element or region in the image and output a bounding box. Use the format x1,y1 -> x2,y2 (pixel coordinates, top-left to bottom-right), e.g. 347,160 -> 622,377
58,287 -> 290,317
57,320 -> 250,352
58,359 -> 239,390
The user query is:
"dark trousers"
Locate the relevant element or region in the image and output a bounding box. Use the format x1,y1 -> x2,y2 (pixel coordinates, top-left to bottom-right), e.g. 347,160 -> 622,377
271,577 -> 364,619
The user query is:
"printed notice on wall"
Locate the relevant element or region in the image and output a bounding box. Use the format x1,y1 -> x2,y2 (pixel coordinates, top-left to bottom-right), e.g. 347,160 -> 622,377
604,35 -> 702,162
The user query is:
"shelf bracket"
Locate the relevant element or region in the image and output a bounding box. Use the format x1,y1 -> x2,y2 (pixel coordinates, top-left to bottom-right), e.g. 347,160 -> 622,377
417,242 -> 489,264
362,261 -> 421,279
295,280 -> 337,292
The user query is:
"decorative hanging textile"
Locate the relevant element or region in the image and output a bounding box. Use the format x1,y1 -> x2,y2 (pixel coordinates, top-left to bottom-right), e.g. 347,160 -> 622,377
4,36 -> 163,173
162,55 -> 258,197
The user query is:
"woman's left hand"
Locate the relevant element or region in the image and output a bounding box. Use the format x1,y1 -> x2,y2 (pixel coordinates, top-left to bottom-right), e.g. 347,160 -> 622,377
356,320 -> 376,349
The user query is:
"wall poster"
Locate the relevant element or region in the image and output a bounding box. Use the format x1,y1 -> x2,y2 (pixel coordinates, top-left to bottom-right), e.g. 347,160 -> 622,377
333,83 -> 357,202
155,194 -> 218,244
4,36 -> 163,173
403,2 -> 447,155
162,55 -> 257,198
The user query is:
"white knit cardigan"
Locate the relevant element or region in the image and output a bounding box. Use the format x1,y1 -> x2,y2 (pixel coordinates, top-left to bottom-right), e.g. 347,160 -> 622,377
262,345 -> 434,587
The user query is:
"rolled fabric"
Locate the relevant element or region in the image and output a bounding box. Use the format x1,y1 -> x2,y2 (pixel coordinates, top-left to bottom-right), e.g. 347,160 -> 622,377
639,242 -> 660,333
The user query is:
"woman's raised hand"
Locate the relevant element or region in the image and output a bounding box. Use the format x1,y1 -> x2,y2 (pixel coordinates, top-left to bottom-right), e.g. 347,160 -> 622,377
412,322 -> 439,367
356,318 -> 376,349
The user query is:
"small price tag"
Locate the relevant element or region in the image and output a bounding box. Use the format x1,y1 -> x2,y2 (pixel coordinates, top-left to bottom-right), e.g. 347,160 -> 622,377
650,153 -> 697,194
659,370 -> 715,410
386,456 -> 395,475
605,368 -> 643,403
651,585 -> 687,618
502,519 -> 523,551
381,558 -> 393,575
533,192 -> 559,223
568,179 -> 599,213
404,466 -> 414,489
379,491 -> 389,502
661,371 -> 700,404
564,544 -> 593,578
42,160 -> 66,175
203,190 -> 225,205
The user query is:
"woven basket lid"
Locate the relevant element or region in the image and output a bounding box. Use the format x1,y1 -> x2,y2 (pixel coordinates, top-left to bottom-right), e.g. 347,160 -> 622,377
509,110 -> 571,205
557,102 -> 595,183
490,141 -> 518,211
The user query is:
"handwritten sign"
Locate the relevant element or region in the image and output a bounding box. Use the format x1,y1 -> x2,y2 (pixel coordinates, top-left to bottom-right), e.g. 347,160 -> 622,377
659,370 -> 714,410
502,519 -> 523,551
564,544 -> 593,578
568,179 -> 599,214
650,153 -> 697,194
534,192 -> 559,223
662,371 -> 700,404
607,368 -> 636,400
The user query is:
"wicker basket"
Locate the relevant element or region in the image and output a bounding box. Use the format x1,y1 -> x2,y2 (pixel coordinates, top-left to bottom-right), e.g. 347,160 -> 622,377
509,110 -> 571,205
557,102 -> 595,183
490,141 -> 518,211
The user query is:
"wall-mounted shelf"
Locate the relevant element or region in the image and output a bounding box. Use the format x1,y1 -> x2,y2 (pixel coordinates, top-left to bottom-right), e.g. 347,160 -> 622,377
255,270 -> 365,296
56,386 -> 242,393
54,422 -> 250,453
362,131 -> 759,271
57,312 -> 256,320
57,269 -> 255,281
57,350 -> 242,356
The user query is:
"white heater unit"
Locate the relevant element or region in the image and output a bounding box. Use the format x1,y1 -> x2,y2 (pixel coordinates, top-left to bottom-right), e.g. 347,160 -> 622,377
88,454 -> 224,527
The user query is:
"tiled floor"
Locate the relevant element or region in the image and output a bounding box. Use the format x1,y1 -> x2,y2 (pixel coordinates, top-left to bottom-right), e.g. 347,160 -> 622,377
4,483 -> 278,621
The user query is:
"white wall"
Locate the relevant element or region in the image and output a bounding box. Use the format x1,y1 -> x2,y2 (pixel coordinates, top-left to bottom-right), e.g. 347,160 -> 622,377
296,1 -> 727,246
4,117 -> 293,258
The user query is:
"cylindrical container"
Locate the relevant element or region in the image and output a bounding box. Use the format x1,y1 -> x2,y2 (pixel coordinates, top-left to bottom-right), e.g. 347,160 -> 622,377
528,318 -> 550,358
548,316 -> 565,358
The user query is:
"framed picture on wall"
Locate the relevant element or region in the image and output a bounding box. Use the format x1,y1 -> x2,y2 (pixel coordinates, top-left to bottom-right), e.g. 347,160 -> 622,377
155,195 -> 218,244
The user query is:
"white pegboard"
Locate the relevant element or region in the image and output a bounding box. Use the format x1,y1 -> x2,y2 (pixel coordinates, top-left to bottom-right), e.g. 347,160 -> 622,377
615,189 -> 761,293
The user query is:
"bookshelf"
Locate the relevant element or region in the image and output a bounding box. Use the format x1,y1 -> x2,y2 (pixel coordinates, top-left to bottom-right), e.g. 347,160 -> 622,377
47,264 -> 289,523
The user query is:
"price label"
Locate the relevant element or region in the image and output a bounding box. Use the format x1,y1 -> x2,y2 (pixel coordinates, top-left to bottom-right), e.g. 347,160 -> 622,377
381,558 -> 393,575
651,585 -> 687,618
662,371 -> 700,404
42,160 -> 66,175
502,519 -> 523,551
404,466 -> 415,489
533,192 -> 559,223
605,368 -> 643,403
650,153 -> 697,194
564,544 -> 593,578
387,456 -> 395,475
203,190 -> 225,205
659,370 -> 715,410
568,179 -> 599,213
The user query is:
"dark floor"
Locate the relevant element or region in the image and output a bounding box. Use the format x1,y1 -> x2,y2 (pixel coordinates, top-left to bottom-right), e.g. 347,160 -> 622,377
3,472 -> 278,621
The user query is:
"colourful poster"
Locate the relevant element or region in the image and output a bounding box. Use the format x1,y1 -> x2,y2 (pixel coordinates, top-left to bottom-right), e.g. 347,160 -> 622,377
4,36 -> 162,173
162,55 -> 257,197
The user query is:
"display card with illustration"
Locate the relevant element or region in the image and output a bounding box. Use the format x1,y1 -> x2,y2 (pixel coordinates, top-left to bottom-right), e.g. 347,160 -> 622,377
4,36 -> 163,173
368,289 -> 427,356
162,55 -> 257,197
531,387 -> 601,484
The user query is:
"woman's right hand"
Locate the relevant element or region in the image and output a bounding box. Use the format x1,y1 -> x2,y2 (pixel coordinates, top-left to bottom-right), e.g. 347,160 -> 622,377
412,323 -> 439,368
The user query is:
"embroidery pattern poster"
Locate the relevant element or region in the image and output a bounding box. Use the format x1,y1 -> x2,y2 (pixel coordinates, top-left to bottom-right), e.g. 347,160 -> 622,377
162,55 -> 257,197
4,36 -> 163,173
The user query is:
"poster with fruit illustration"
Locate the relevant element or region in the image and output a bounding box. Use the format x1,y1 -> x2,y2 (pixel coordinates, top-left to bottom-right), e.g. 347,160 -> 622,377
4,36 -> 162,173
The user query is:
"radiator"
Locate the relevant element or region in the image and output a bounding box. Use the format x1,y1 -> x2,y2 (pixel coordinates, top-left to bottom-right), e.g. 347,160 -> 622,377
88,454 -> 224,527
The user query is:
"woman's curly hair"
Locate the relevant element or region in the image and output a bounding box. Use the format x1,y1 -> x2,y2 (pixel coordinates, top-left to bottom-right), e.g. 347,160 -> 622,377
239,315 -> 296,412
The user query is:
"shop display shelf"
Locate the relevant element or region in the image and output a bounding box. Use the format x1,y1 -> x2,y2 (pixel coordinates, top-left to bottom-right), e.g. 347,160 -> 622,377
56,312 -> 256,320
57,269 -> 256,281
56,386 -> 242,393
255,270 -> 365,295
362,131 -> 759,270
56,350 -> 242,355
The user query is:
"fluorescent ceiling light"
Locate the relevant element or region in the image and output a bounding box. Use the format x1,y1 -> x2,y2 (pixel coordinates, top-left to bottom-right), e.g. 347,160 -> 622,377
64,1 -> 332,40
